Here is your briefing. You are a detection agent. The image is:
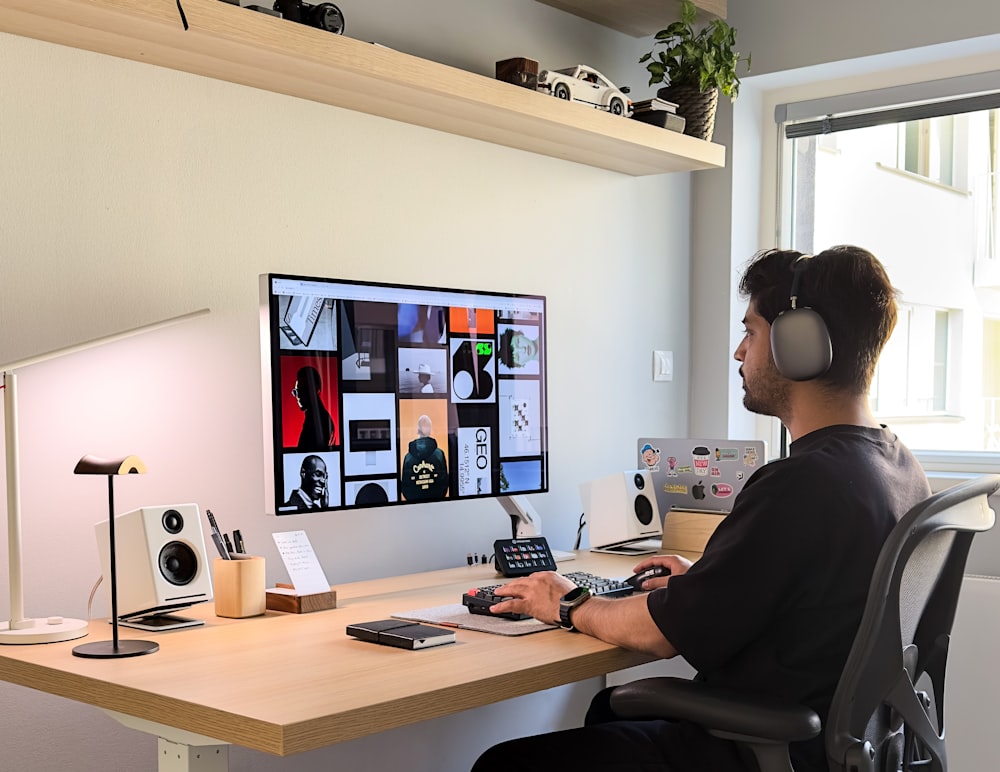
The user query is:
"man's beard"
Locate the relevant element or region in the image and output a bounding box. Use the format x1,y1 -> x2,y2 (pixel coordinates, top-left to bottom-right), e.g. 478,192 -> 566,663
740,361 -> 790,418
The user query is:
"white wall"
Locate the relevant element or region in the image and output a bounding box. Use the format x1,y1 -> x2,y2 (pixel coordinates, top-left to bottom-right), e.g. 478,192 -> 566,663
730,0 -> 1000,79
0,3 -> 691,769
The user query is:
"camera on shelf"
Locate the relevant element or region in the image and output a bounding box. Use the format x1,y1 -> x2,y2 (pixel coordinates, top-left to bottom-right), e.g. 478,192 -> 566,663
272,1 -> 345,34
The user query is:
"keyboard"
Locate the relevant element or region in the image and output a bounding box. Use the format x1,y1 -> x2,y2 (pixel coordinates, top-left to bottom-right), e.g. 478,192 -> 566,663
462,571 -> 634,621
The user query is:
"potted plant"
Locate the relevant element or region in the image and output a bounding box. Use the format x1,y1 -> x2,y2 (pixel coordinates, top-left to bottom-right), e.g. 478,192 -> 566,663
639,0 -> 750,141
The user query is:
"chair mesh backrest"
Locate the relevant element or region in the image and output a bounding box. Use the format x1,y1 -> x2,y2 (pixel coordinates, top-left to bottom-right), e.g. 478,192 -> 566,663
898,531 -> 953,645
825,476 -> 999,772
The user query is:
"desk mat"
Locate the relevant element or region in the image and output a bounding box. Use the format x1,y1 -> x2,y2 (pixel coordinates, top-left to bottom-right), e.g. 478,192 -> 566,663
392,604 -> 555,636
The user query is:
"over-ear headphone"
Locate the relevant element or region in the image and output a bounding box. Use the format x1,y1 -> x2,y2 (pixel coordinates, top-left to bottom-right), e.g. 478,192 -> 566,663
769,255 -> 833,381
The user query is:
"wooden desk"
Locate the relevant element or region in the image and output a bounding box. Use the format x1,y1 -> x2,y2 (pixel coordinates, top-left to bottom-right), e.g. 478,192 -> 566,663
0,552 -> 659,762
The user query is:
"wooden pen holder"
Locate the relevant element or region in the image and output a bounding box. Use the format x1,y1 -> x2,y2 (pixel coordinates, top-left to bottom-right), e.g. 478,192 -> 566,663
213,557 -> 266,618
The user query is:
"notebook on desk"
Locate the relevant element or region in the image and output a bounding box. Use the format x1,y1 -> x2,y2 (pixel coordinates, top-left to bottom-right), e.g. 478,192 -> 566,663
637,437 -> 767,516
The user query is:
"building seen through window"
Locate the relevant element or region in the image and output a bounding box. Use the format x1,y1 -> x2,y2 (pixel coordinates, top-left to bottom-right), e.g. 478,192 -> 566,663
782,103 -> 1000,452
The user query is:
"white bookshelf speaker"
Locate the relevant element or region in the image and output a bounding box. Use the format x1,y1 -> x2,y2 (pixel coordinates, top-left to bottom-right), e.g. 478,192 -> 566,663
95,504 -> 214,622
581,470 -> 661,549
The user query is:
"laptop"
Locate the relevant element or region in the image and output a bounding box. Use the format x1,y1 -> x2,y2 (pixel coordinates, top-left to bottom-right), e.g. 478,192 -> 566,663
637,437 -> 768,516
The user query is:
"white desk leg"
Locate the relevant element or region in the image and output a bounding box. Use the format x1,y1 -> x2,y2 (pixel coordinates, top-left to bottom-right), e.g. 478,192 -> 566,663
103,710 -> 230,771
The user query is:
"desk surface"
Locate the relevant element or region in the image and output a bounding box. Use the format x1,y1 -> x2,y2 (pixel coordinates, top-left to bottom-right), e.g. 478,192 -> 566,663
0,551 -> 672,756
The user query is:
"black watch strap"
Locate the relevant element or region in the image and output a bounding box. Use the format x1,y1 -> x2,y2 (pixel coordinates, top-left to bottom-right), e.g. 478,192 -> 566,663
558,587 -> 591,631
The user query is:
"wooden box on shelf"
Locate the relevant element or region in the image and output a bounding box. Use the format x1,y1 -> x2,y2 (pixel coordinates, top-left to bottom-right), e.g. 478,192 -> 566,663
496,57 -> 539,90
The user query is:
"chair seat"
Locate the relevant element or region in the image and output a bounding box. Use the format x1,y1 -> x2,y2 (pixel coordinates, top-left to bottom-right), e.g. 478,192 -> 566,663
610,676 -> 821,743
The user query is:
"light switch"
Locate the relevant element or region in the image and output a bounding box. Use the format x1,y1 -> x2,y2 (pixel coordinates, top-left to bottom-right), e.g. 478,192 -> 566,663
653,350 -> 673,382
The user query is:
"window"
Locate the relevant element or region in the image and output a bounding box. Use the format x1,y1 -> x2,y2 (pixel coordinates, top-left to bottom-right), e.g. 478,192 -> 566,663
779,93 -> 1000,456
897,115 -> 956,186
871,304 -> 949,417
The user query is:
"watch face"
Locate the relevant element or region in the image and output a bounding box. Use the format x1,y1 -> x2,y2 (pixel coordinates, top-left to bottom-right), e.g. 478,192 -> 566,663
563,587 -> 587,603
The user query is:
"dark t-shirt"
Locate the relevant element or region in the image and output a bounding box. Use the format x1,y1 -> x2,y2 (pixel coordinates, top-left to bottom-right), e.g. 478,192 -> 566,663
646,424 -> 930,771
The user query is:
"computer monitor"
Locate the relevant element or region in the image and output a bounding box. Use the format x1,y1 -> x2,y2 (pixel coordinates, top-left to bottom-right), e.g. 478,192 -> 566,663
260,273 -> 549,516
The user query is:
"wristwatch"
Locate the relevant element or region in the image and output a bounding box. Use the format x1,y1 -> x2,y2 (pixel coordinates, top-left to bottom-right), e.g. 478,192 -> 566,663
557,586 -> 591,631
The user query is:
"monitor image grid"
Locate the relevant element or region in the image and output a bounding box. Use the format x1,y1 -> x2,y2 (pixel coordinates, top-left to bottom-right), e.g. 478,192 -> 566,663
261,274 -> 548,515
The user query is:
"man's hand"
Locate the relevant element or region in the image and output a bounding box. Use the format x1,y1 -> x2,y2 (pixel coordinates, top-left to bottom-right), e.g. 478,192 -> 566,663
489,571 -> 576,625
630,554 -> 693,590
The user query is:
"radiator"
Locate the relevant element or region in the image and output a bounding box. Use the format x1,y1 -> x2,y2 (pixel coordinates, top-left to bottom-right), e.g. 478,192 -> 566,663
947,575 -> 1000,771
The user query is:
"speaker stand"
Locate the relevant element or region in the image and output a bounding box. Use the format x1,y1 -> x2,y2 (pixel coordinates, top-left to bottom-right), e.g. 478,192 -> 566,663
118,614 -> 204,632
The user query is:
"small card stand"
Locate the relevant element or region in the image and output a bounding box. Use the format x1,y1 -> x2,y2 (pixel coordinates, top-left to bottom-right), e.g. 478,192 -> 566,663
265,583 -> 337,614
214,556 -> 266,618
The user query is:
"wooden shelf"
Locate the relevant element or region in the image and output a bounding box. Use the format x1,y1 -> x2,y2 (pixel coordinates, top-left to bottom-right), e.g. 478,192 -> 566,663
535,0 -> 727,38
0,0 -> 725,176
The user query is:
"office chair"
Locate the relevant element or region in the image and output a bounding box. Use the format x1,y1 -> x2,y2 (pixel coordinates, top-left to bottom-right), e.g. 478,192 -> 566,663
609,474 -> 1000,772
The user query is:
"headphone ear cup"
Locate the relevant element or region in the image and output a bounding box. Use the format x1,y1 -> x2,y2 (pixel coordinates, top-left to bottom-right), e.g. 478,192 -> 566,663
770,308 -> 833,381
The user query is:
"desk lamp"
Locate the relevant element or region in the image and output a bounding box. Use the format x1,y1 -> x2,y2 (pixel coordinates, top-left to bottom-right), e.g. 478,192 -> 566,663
0,308 -> 210,645
72,455 -> 158,659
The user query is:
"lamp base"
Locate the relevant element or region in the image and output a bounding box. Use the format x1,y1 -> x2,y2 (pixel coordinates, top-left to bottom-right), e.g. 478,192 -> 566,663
0,617 -> 89,645
72,638 -> 159,658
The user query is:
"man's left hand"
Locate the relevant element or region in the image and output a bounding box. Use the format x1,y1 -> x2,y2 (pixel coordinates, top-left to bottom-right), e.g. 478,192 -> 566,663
489,571 -> 577,625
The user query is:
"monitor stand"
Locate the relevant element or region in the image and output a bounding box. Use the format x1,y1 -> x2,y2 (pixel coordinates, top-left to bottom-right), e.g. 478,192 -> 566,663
497,495 -> 542,538
496,495 -> 575,562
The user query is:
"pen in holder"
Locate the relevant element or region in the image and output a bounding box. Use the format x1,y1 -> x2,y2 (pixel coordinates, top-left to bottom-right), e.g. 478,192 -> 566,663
213,556 -> 266,618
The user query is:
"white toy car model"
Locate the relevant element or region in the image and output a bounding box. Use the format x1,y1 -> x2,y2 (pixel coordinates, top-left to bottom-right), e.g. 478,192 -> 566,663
537,65 -> 632,116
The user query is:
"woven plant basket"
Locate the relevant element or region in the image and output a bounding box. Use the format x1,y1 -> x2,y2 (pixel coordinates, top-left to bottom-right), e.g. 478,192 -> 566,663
656,85 -> 719,141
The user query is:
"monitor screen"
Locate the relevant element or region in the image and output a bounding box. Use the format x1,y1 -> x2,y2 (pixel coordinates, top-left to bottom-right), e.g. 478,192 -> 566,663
260,274 -> 549,515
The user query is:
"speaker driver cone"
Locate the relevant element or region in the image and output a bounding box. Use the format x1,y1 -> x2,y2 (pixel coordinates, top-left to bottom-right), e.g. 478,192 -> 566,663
161,509 -> 184,534
159,542 -> 198,586
634,495 -> 654,526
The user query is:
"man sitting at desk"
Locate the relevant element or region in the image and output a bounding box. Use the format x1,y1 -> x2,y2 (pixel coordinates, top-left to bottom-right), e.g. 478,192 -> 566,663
473,246 -> 930,772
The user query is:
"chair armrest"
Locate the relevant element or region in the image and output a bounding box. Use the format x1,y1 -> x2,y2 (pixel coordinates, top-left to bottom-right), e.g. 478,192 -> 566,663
610,677 -> 822,743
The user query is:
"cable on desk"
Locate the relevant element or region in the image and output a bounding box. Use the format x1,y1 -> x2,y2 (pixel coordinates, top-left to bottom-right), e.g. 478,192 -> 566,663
573,512 -> 585,550
86,575 -> 103,621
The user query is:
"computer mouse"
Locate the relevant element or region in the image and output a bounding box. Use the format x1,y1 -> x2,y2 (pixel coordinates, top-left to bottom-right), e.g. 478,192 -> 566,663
625,565 -> 670,590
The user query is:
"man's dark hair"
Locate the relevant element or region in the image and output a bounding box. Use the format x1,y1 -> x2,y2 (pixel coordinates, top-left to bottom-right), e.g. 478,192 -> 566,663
497,328 -> 516,367
297,366 -> 322,394
738,245 -> 898,395
300,454 -> 325,472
